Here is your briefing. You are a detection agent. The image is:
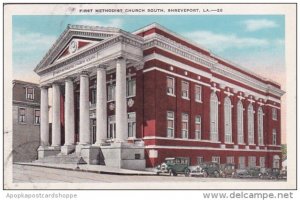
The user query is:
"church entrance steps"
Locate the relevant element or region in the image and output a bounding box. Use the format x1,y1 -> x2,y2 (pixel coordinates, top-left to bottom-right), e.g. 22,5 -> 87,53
33,153 -> 87,165
13,162 -> 156,176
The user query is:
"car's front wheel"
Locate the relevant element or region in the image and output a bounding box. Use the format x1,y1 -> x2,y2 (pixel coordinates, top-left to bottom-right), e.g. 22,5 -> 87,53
203,171 -> 208,178
169,169 -> 177,176
214,171 -> 220,178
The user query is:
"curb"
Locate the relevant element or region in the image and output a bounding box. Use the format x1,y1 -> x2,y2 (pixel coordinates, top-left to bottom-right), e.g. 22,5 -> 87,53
14,163 -> 157,176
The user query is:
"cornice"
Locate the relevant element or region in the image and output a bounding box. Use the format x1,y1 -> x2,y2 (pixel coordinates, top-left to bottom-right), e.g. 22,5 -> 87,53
144,37 -> 216,69
143,32 -> 284,98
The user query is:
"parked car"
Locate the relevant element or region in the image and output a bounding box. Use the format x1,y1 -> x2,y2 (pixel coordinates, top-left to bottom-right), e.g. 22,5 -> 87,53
220,163 -> 237,178
200,162 -> 221,177
156,157 -> 190,176
262,168 -> 281,179
235,167 -> 263,178
186,165 -> 205,177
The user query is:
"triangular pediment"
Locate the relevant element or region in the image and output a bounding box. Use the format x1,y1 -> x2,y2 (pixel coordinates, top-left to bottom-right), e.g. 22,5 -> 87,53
34,25 -> 122,74
52,38 -> 99,64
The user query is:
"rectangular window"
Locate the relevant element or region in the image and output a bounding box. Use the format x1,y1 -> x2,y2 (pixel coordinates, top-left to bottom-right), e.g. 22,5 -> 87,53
107,84 -> 115,101
108,115 -> 116,139
127,79 -> 136,97
128,112 -> 136,138
238,156 -> 246,169
19,108 -> 26,123
195,115 -> 201,140
91,119 -> 96,143
34,110 -> 40,125
272,108 -> 278,120
91,89 -> 96,104
181,81 -> 189,99
167,111 -> 175,138
181,113 -> 189,138
259,157 -> 265,168
272,129 -> 277,145
248,156 -> 256,168
212,156 -> 220,164
197,157 -> 204,164
195,85 -> 202,102
226,156 -> 235,164
167,77 -> 175,96
26,87 -> 34,100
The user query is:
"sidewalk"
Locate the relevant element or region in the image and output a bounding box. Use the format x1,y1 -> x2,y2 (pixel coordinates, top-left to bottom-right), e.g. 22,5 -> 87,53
14,162 -> 157,176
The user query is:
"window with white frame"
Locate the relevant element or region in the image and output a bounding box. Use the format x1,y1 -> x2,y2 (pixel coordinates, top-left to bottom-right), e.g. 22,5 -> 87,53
181,81 -> 189,99
237,100 -> 244,144
272,128 -> 277,145
197,157 -> 204,164
128,112 -> 136,138
34,109 -> 40,125
167,111 -> 175,138
224,97 -> 232,143
107,84 -> 115,101
248,104 -> 255,144
108,115 -> 116,139
195,115 -> 201,140
248,156 -> 256,168
272,108 -> 277,120
181,113 -> 189,138
19,107 -> 26,123
195,85 -> 202,102
212,156 -> 220,164
238,156 -> 246,169
167,77 -> 175,95
127,79 -> 136,97
226,156 -> 235,164
26,87 -> 34,100
258,107 -> 264,145
259,157 -> 265,168
210,92 -> 219,142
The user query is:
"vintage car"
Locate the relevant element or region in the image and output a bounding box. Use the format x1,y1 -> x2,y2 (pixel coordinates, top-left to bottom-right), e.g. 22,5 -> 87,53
200,162 -> 221,177
235,167 -> 263,178
156,157 -> 190,176
261,168 -> 282,179
220,163 -> 237,178
186,165 -> 205,177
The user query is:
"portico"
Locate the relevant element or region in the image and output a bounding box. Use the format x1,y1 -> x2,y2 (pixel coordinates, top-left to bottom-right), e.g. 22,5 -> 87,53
35,25 -> 145,170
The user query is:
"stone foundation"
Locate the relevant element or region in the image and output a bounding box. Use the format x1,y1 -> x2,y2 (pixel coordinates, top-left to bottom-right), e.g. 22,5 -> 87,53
37,146 -> 61,159
100,142 -> 145,170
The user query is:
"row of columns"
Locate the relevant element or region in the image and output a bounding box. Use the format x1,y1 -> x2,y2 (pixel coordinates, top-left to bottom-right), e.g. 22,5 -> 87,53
39,58 -> 128,149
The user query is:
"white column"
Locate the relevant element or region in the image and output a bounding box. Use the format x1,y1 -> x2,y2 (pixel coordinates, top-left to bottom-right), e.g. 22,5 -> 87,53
40,86 -> 49,146
52,83 -> 61,146
79,72 -> 91,145
115,58 -> 128,142
95,67 -> 107,144
64,78 -> 75,146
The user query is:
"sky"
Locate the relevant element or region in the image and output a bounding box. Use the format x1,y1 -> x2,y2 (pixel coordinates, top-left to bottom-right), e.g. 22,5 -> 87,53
12,15 -> 286,142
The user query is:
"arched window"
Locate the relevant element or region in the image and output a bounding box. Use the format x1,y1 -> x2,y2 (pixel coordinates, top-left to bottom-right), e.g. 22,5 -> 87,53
210,92 -> 218,142
258,106 -> 264,145
248,104 -> 254,144
224,96 -> 232,143
237,100 -> 244,144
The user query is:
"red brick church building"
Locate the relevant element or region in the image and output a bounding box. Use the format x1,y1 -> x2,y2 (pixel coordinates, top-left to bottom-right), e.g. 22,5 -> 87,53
34,23 -> 284,170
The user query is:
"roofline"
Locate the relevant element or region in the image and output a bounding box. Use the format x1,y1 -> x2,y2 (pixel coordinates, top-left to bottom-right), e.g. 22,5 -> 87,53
133,23 -> 282,88
12,79 -> 39,86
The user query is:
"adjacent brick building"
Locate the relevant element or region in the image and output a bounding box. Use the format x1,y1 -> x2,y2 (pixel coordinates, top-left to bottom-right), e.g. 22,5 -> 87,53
12,80 -> 41,162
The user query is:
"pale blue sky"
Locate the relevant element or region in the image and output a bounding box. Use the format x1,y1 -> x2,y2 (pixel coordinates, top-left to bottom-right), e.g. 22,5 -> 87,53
12,15 -> 285,84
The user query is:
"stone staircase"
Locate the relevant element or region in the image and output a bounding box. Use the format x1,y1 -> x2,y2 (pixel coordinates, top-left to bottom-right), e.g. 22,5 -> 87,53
34,152 -> 87,165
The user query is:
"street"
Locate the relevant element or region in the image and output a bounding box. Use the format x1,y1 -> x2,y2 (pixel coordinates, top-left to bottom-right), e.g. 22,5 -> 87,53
13,164 -> 285,183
